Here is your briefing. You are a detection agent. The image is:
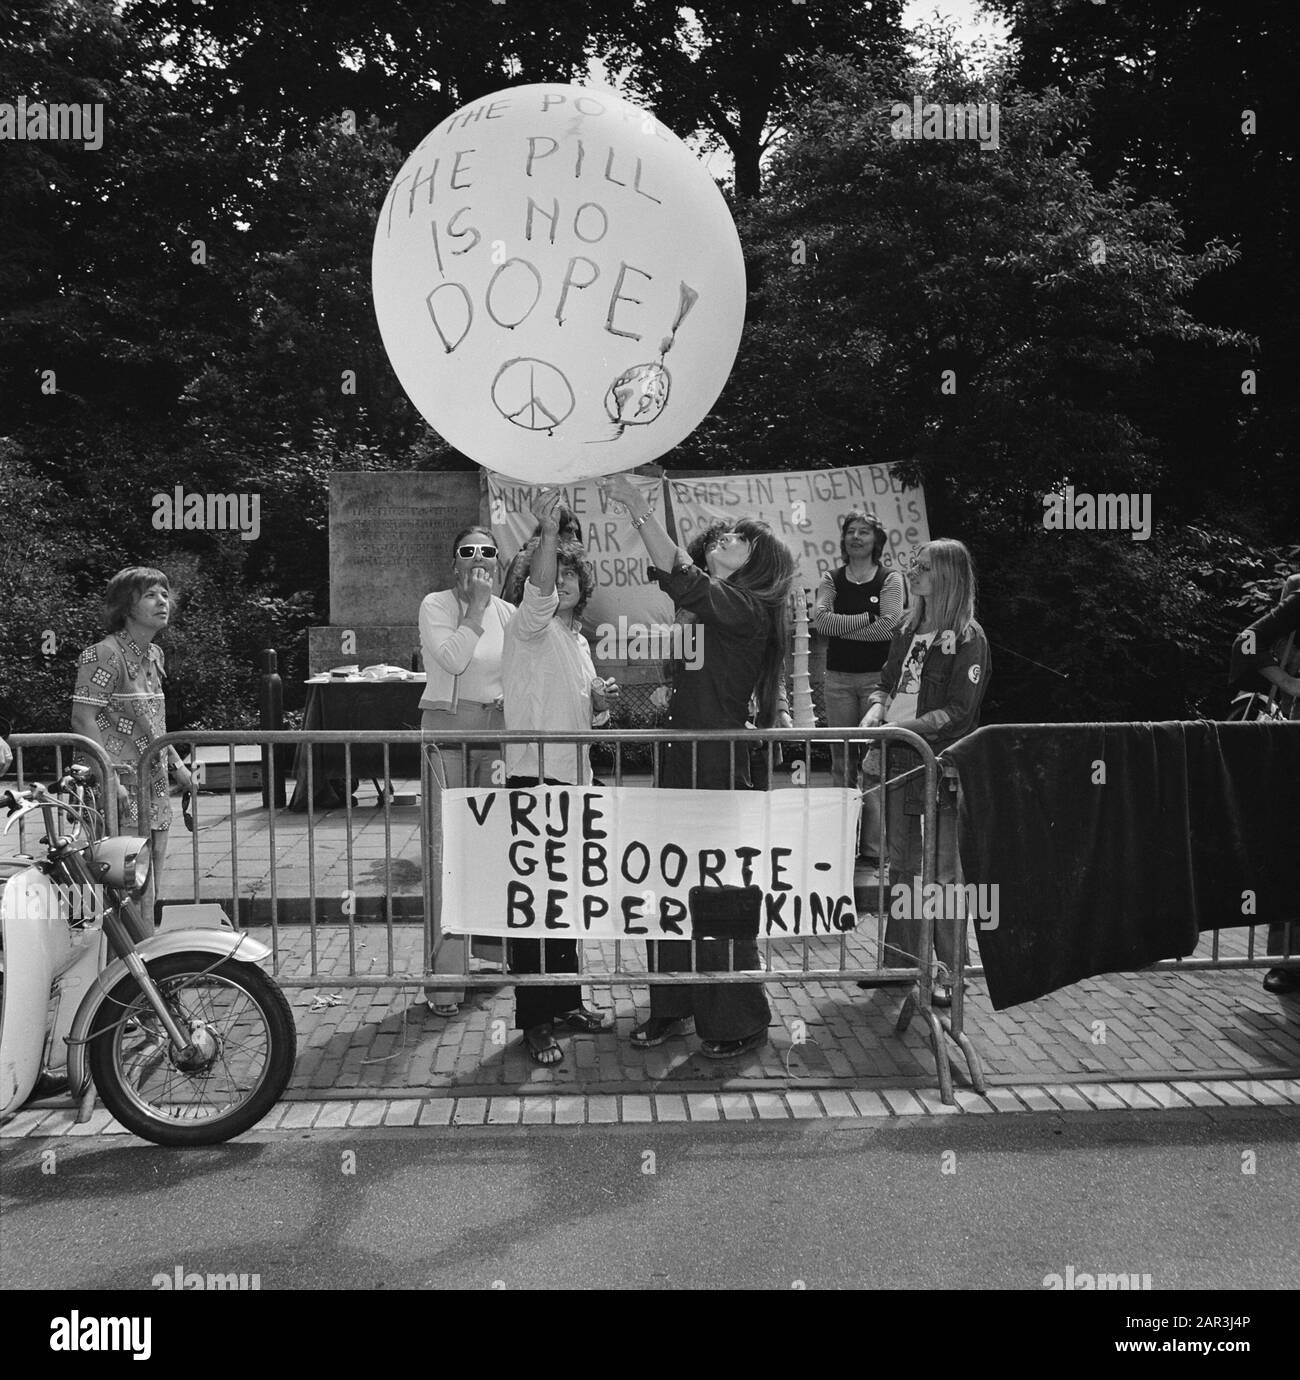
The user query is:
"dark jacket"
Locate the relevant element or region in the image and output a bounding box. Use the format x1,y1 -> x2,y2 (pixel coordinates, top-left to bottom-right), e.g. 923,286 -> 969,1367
869,619 -> 991,809
1230,593 -> 1300,694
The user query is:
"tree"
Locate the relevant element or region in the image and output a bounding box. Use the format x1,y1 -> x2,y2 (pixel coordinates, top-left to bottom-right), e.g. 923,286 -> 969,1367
982,0 -> 1300,536
594,0 -> 907,197
715,52 -> 1243,496
693,48 -> 1254,720
120,0 -> 607,149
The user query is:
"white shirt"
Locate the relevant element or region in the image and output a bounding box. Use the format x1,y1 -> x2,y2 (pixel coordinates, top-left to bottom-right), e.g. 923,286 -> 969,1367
501,582 -> 598,784
418,588 -> 512,710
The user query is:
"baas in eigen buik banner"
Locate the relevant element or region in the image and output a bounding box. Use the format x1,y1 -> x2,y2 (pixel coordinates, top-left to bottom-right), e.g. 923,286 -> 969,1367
440,785 -> 861,942
668,464 -> 930,585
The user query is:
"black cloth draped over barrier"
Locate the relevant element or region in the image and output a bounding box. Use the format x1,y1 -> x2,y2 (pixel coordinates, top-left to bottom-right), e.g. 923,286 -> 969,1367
944,721 -> 1300,1011
288,679 -> 424,810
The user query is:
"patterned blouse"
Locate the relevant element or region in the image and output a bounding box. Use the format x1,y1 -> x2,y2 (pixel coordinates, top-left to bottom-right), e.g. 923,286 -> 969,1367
72,631 -> 173,831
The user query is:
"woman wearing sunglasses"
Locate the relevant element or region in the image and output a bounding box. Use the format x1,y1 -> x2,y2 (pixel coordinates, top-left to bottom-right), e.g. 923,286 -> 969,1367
418,525 -> 515,1016
859,539 -> 990,1006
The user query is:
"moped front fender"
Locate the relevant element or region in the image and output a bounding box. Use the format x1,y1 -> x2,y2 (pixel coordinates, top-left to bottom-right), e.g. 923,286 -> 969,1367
66,929 -> 275,1114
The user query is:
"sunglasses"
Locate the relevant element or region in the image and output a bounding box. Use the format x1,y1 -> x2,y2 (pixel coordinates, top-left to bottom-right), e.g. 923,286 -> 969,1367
456,544 -> 498,559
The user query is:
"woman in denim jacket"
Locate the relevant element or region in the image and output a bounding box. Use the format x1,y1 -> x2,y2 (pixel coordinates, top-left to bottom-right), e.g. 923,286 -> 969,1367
859,539 -> 990,1005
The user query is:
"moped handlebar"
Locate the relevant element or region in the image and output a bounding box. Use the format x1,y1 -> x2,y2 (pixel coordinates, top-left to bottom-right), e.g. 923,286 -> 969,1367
1,779 -> 101,834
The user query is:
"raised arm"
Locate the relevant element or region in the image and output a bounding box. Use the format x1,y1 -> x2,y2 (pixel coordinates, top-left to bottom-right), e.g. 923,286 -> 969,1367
598,472 -> 683,574
527,488 -> 561,597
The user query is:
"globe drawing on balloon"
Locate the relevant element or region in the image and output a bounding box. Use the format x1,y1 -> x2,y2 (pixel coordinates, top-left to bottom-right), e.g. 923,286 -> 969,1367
372,84 -> 746,483
605,362 -> 670,428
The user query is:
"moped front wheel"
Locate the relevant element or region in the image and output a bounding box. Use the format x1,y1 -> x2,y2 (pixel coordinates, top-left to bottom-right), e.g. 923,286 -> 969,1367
86,952 -> 297,1146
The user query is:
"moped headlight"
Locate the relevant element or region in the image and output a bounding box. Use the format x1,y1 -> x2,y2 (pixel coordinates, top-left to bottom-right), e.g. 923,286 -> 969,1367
88,837 -> 151,891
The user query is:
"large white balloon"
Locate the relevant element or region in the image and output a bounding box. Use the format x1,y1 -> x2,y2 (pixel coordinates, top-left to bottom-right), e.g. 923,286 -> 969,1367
372,84 -> 746,483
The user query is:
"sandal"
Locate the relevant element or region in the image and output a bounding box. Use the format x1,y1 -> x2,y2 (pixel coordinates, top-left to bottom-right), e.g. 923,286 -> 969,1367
629,1016 -> 692,1048
524,1023 -> 563,1066
700,1029 -> 767,1060
555,1004 -> 614,1032
425,998 -> 459,1018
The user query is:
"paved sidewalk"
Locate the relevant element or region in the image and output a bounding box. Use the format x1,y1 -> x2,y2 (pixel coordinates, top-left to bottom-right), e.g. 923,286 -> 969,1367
254,923 -> 1300,1097
6,780 -> 1297,1134
5,1078 -> 1298,1139
146,782 -> 1300,1097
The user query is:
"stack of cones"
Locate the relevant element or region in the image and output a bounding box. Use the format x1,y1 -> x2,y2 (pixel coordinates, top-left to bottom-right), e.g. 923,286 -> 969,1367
790,586 -> 816,728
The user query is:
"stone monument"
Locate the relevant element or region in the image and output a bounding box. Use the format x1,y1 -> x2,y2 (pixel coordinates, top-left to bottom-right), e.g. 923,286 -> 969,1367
307,471 -> 484,674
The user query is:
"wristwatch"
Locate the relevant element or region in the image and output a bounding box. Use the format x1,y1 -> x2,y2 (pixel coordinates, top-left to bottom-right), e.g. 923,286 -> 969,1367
631,511 -> 651,530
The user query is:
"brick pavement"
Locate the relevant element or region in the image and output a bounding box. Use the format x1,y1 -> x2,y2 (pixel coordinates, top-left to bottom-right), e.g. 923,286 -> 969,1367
148,782 -> 1300,1100
7,780 -> 1296,1136
198,919 -> 1298,1102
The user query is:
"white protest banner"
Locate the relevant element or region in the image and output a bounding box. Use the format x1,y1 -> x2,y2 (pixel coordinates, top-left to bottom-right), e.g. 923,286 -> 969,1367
486,470 -> 674,637
373,84 -> 746,483
667,465 -> 929,584
441,786 -> 861,940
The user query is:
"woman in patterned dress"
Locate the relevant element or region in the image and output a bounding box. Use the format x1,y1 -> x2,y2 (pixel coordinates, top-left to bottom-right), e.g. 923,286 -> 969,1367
71,568 -> 192,921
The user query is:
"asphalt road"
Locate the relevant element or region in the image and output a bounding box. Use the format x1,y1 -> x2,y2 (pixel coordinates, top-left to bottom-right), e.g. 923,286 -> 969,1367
2,1107 -> 1297,1292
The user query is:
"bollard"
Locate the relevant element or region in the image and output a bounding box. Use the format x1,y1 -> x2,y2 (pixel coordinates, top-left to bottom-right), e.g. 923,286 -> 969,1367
259,648 -> 285,808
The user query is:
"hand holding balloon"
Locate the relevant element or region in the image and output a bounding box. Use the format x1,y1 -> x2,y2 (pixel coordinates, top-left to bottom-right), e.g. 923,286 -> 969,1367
530,487 -> 564,536
598,473 -> 645,522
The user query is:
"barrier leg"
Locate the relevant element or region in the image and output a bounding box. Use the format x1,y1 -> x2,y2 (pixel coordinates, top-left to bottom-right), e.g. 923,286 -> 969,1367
895,985 -> 918,1035
951,1025 -> 988,1094
923,1006 -> 955,1104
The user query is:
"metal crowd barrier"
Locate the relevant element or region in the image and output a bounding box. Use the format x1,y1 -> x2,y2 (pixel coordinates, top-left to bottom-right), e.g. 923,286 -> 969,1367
7,734 -> 122,836
116,725 -> 982,1102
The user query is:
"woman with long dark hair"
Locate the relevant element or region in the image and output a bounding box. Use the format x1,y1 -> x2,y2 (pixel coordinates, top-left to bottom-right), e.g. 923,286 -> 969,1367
600,473 -> 795,1058
859,539 -> 990,1005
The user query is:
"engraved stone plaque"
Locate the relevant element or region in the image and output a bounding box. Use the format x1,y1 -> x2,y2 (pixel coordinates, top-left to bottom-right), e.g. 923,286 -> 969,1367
329,471 -> 482,626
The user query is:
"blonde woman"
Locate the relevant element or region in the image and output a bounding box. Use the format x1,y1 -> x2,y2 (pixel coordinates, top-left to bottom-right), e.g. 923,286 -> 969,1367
860,540 -> 990,1005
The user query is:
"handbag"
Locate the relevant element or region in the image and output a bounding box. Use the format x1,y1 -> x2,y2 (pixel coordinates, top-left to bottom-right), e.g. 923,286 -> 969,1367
688,885 -> 762,942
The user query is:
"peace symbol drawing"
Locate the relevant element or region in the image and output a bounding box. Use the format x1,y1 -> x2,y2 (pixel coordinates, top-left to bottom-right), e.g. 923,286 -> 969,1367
492,358 -> 576,433
372,83 -> 746,483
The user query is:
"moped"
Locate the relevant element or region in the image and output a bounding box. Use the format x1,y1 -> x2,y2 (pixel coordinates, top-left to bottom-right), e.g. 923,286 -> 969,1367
0,764 -> 296,1145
